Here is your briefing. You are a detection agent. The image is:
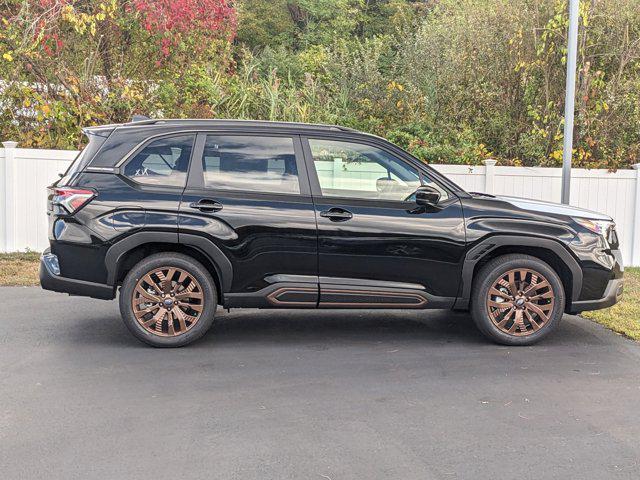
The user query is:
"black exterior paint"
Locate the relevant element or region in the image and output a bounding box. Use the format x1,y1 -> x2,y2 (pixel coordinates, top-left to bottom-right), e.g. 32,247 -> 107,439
298,133 -> 466,300
460,196 -> 623,304
42,119 -> 623,313
178,133 -> 318,295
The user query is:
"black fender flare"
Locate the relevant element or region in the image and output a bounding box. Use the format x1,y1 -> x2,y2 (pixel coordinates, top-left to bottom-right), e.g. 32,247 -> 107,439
454,235 -> 582,310
104,231 -> 233,293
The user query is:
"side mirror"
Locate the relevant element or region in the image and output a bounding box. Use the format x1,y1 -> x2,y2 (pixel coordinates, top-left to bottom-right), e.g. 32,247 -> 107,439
415,185 -> 441,207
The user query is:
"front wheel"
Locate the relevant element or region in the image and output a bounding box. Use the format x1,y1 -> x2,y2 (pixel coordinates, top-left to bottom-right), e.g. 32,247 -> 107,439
119,253 -> 217,347
471,254 -> 565,346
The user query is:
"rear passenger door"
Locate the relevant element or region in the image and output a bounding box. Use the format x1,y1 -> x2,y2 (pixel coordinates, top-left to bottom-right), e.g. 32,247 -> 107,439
116,134 -> 195,232
179,132 -> 319,307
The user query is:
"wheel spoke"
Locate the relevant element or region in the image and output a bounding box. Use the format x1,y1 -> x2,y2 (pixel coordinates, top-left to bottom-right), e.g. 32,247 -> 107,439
175,289 -> 203,300
143,308 -> 166,328
489,287 -> 512,300
135,286 -> 161,303
142,274 -> 164,295
163,268 -> 175,294
524,280 -> 549,296
514,308 -> 526,333
507,271 -> 518,296
172,306 -> 188,332
528,290 -> 554,300
488,300 -> 513,309
173,271 -> 188,294
524,310 -> 541,331
167,310 -> 175,335
136,304 -> 160,315
496,308 -> 515,328
525,301 -> 552,321
182,302 -> 203,312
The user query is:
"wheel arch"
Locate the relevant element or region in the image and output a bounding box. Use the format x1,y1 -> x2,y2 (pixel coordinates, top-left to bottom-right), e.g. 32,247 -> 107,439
454,236 -> 582,312
105,232 -> 232,297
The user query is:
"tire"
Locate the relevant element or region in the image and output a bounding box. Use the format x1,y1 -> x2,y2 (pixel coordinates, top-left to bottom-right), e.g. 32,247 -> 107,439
119,252 -> 217,347
471,254 -> 565,346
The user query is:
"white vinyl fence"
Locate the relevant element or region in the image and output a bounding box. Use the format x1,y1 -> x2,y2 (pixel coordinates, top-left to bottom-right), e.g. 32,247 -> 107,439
2,142 -> 640,266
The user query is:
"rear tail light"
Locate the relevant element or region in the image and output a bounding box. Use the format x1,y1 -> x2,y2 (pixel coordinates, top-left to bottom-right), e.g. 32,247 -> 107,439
49,187 -> 95,214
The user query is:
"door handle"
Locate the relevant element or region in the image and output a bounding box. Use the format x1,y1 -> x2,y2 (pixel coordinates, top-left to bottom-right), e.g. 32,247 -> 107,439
320,207 -> 353,221
189,198 -> 223,212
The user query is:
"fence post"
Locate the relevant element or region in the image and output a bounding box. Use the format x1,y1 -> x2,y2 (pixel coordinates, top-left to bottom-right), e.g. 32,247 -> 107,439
1,141 -> 18,253
483,159 -> 497,194
0,144 -> 5,252
632,164 -> 640,267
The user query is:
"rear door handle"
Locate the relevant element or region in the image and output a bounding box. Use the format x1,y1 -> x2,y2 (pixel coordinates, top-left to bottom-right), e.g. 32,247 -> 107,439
189,198 -> 223,212
320,207 -> 353,221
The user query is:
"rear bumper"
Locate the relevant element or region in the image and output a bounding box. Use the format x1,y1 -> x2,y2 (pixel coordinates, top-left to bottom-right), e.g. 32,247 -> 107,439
568,277 -> 624,314
40,250 -> 115,300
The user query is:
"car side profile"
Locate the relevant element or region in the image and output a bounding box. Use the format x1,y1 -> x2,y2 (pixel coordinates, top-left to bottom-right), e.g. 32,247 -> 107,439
40,119 -> 624,347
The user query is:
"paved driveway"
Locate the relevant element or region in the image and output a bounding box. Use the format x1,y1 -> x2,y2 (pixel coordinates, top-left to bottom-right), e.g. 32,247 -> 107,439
1,287 -> 639,479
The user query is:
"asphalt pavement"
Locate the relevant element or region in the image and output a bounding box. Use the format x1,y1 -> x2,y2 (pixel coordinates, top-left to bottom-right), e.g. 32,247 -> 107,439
1,286 -> 639,479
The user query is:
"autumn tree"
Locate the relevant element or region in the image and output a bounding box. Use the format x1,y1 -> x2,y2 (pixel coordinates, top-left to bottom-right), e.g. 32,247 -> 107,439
0,0 -> 236,146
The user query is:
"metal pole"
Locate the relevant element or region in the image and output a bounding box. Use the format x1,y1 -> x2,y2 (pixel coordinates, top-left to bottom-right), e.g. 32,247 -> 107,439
561,0 -> 580,205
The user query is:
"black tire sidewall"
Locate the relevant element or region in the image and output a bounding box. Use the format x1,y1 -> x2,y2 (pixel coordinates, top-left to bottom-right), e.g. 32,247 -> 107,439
471,254 -> 565,346
119,253 -> 217,347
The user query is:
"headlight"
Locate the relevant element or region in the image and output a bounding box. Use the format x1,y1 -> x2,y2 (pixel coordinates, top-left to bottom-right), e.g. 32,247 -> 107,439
575,218 -> 614,236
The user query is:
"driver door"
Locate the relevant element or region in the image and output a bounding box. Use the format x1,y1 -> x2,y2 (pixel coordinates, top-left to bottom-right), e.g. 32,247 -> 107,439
301,136 -> 466,308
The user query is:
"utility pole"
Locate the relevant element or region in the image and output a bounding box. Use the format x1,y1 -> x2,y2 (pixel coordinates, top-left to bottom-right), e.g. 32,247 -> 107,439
561,0 -> 580,205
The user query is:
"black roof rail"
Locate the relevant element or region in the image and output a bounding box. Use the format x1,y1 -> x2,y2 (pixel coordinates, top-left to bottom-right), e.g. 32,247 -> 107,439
118,118 -> 358,132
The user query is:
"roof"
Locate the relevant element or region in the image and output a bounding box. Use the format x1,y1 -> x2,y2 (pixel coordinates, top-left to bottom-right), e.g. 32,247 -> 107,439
85,118 -> 359,134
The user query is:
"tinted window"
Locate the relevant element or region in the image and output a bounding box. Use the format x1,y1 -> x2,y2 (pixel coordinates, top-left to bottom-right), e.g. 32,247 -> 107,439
123,135 -> 194,187
202,135 -> 300,194
309,138 -> 447,201
60,131 -> 110,184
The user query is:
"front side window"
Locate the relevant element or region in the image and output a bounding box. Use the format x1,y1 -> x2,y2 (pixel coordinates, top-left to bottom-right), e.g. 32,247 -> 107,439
201,135 -> 300,194
309,138 -> 448,201
123,135 -> 195,187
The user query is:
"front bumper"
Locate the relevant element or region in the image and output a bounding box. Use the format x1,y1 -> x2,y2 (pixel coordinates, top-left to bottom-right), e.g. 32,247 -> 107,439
568,277 -> 624,314
40,250 -> 115,300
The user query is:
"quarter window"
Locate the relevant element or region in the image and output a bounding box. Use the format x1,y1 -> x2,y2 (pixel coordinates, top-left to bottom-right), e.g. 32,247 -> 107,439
309,138 -> 448,201
123,135 -> 194,187
201,135 -> 300,194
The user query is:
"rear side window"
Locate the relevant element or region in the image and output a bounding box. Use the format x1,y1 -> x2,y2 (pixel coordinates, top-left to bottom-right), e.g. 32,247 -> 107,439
59,131 -> 110,184
201,135 -> 300,194
123,135 -> 195,187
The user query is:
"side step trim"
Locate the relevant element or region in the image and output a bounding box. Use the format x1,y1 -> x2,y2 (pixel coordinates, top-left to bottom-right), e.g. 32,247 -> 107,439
319,287 -> 427,308
224,276 -> 455,310
266,287 -> 318,307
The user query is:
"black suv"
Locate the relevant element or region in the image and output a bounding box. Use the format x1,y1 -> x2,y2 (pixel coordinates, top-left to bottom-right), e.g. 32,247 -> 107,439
40,119 -> 624,347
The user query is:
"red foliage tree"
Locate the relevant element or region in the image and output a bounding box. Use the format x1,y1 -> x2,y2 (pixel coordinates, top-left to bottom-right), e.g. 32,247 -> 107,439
131,0 -> 237,56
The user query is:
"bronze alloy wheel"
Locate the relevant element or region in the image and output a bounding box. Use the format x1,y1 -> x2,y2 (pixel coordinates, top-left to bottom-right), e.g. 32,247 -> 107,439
486,268 -> 555,336
131,266 -> 204,337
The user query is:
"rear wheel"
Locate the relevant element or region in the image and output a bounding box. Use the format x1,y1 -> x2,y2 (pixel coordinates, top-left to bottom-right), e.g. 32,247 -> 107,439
471,254 -> 565,345
119,253 -> 217,347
